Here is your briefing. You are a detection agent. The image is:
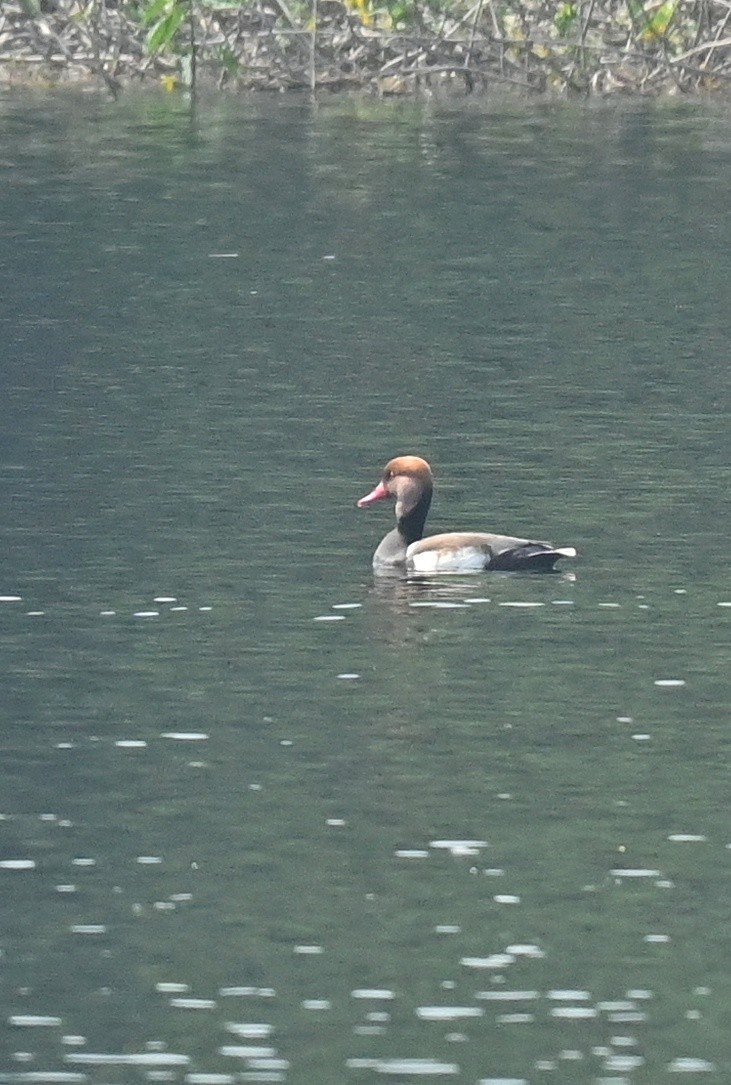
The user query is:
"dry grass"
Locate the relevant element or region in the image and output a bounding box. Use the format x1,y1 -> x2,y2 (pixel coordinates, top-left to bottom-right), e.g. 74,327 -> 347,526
1,0 -> 730,96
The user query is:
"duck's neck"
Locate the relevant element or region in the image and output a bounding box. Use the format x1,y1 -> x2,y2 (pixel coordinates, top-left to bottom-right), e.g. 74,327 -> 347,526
373,489 -> 432,567
396,490 -> 431,545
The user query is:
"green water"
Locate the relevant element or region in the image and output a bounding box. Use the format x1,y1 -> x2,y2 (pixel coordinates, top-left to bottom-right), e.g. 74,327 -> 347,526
0,90 -> 729,1083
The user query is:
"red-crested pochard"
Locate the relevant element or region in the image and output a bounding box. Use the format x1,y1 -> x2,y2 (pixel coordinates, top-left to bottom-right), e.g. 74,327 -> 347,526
357,455 -> 577,573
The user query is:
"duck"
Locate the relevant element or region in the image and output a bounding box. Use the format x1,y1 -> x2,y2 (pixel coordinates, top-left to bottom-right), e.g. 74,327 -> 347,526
357,455 -> 577,573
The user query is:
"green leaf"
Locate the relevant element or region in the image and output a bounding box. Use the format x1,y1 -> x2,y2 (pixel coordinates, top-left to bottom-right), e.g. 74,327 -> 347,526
146,5 -> 187,52
554,2 -> 577,36
140,0 -> 175,28
219,45 -> 240,75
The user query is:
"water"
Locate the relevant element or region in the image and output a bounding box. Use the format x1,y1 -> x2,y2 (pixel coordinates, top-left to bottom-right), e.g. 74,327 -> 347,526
0,90 -> 729,1083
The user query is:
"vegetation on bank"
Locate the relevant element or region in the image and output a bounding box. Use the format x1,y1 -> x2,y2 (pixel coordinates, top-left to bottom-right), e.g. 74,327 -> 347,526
1,0 -> 730,97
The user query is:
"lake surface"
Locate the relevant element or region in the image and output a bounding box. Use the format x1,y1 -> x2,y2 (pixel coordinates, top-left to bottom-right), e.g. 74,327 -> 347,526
0,88 -> 729,1084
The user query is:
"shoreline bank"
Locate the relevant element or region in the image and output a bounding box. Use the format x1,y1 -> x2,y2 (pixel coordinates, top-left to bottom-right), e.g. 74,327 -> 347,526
2,0 -> 730,98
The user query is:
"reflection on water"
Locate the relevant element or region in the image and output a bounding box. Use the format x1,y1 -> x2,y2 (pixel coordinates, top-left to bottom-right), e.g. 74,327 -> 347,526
0,90 -> 729,1083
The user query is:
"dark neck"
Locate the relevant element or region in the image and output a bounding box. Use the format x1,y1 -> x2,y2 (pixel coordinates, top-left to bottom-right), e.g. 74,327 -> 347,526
397,490 -> 431,545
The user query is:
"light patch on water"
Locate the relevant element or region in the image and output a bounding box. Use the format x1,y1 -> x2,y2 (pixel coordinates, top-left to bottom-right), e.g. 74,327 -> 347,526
416,1006 -> 483,1020
55,884 -> 77,893
498,602 -> 545,608
67,1053 -> 190,1066
435,925 -> 461,934
430,839 -> 488,853
643,933 -> 670,943
219,987 -> 276,998
8,1014 -> 62,1027
219,1046 -> 277,1059
137,856 -> 164,865
70,924 -> 106,935
373,1059 -> 460,1075
0,859 -> 36,870
505,944 -> 544,958
3,1075 -> 88,1084
326,818 -> 346,827
351,988 -> 394,1000
667,834 -> 706,842
100,610 -> 117,616
611,868 -> 662,878
475,991 -> 538,1002
478,1079 -> 528,1085
632,734 -> 652,742
293,945 -> 322,955
604,1054 -> 644,1070
667,1057 -> 715,1072
654,679 -> 686,687
626,989 -> 653,999
208,252 -> 240,258
161,732 -> 209,741
461,954 -> 515,969
496,1013 -> 533,1023
186,1076 -> 237,1084
464,597 -> 491,603
301,999 -> 331,1010
225,1023 -> 273,1038
409,601 -> 470,609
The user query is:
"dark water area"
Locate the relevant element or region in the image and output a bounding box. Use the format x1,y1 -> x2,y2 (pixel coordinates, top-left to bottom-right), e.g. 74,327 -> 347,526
0,90 -> 729,1083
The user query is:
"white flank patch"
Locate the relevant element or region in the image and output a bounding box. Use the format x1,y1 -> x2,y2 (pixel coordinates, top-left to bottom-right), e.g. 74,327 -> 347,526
408,546 -> 486,573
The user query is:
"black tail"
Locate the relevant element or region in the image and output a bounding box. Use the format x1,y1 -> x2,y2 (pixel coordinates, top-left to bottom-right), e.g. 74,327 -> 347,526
489,544 -> 576,572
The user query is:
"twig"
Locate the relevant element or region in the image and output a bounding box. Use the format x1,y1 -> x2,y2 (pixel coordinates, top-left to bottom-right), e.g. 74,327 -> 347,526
310,0 -> 317,92
465,0 -> 484,71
